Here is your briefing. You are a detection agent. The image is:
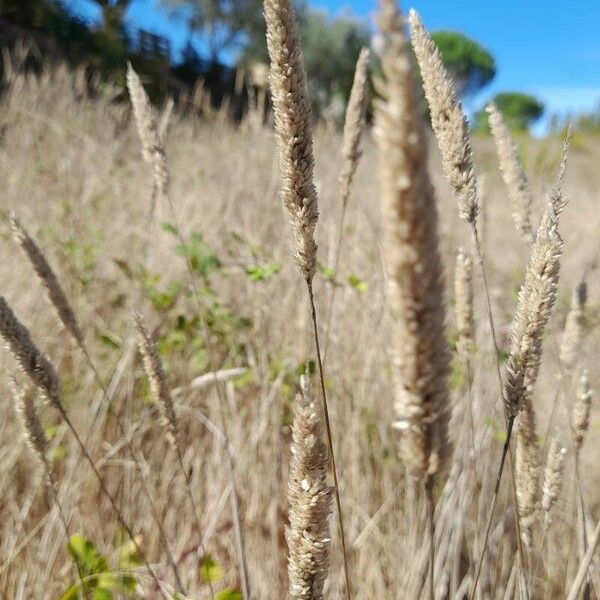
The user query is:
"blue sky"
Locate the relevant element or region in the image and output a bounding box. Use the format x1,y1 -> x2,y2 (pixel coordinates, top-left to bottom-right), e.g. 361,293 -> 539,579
68,0 -> 600,132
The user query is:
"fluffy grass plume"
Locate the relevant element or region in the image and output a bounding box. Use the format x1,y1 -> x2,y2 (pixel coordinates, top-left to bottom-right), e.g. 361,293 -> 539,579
0,296 -> 61,407
126,63 -> 169,200
263,0 -> 318,283
515,398 -> 540,548
503,142 -> 569,418
374,0 -> 450,478
339,47 -> 370,210
455,248 -> 474,362
135,314 -> 179,448
10,214 -> 83,347
541,432 -> 566,522
559,279 -> 587,371
14,384 -> 48,472
486,102 -> 534,244
286,381 -> 332,600
408,9 -> 478,224
573,369 -> 592,453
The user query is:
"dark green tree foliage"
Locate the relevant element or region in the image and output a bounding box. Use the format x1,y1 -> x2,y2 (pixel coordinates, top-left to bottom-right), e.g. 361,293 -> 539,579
299,10 -> 369,116
91,0 -> 130,36
0,0 -> 130,74
475,92 -> 545,132
88,0 -> 131,72
430,30 -> 495,97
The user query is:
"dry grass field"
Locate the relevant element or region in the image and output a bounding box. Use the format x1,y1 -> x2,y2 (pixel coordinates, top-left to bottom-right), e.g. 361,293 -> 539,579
1,4 -> 600,599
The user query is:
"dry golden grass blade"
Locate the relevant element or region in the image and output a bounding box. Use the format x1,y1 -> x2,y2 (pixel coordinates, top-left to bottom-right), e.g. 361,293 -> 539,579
339,47 -> 370,214
126,63 -> 169,201
573,369 -> 593,454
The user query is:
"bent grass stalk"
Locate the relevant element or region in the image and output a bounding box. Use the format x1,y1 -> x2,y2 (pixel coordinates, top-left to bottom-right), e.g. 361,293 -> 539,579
10,214 -> 186,593
14,383 -> 90,600
0,296 -> 169,599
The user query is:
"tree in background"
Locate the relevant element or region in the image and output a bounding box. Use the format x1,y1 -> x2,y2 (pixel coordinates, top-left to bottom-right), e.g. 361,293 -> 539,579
243,6 -> 369,119
430,30 -> 496,97
0,0 -> 128,73
90,0 -> 130,37
161,0 -> 263,65
88,0 -> 131,71
475,92 -> 545,132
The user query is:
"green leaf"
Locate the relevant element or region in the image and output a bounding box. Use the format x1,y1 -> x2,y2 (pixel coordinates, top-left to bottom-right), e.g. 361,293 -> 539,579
98,572 -> 137,593
44,424 -> 60,440
318,262 -> 336,281
347,274 -> 368,292
68,534 -> 108,577
48,445 -> 66,462
245,262 -> 281,282
147,282 -> 181,312
484,417 -> 507,443
199,554 -> 222,583
58,583 -> 83,600
92,588 -> 112,600
216,590 -> 243,600
112,258 -> 134,280
160,222 -> 178,236
98,331 -> 122,350
118,538 -> 141,570
295,360 -> 316,377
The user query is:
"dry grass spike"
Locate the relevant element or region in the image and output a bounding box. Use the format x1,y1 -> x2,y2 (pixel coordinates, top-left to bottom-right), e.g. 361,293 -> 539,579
514,398 -> 540,549
408,9 -> 478,224
339,47 -> 370,211
0,296 -> 61,407
14,383 -> 48,472
10,214 -> 84,347
375,0 -> 451,478
286,378 -> 333,600
541,431 -> 566,523
263,0 -> 318,283
573,369 -> 592,453
559,278 -> 587,371
126,63 -> 169,200
503,139 -> 569,418
455,248 -> 474,362
135,313 -> 178,448
486,102 -> 534,244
